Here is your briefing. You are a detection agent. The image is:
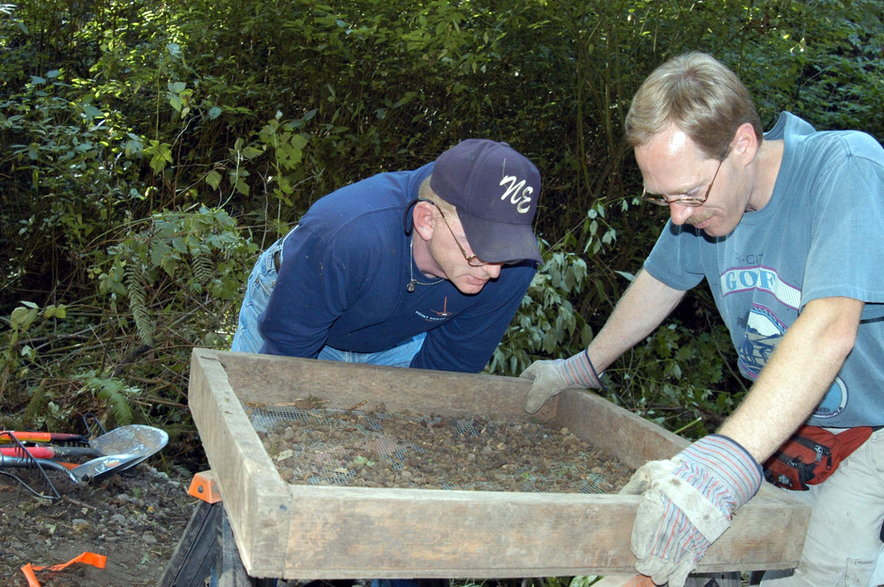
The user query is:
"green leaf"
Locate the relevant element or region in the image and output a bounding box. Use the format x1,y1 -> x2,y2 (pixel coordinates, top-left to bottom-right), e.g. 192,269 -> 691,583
276,175 -> 293,195
241,146 -> 264,159
125,137 -> 143,156
20,345 -> 36,360
82,104 -> 103,119
149,153 -> 168,173
10,306 -> 39,331
144,141 -> 173,173
205,170 -> 222,189
43,304 -> 67,319
150,240 -> 174,268
234,177 -> 250,195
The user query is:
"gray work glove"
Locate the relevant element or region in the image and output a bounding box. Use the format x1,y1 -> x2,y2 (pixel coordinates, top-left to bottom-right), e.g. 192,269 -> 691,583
520,350 -> 603,413
619,434 -> 763,587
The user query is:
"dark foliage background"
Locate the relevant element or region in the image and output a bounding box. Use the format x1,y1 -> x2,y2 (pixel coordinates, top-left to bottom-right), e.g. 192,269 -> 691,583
1,0 -> 882,465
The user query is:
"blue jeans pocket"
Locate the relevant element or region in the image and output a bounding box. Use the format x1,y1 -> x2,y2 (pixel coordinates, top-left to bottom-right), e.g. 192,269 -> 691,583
231,238 -> 285,353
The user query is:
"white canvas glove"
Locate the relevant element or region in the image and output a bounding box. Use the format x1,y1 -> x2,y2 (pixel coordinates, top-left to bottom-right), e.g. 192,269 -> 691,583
620,434 -> 762,587
520,350 -> 603,413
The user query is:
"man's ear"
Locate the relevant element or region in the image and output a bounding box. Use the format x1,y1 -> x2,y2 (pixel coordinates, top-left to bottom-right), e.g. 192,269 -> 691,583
412,201 -> 437,240
731,122 -> 759,165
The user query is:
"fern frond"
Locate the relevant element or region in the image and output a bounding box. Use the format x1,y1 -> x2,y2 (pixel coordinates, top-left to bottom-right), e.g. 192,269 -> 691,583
89,376 -> 135,426
125,264 -> 155,346
192,252 -> 214,287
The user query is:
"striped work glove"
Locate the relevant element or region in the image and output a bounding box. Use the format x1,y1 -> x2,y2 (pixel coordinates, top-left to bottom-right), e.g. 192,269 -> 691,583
619,434 -> 763,587
520,350 -> 604,413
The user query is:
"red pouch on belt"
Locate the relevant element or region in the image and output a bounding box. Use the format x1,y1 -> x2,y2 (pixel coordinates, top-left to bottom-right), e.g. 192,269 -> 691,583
763,425 -> 873,490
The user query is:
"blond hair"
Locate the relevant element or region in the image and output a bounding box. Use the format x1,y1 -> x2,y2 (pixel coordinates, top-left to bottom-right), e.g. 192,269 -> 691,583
419,177 -> 457,215
625,52 -> 763,159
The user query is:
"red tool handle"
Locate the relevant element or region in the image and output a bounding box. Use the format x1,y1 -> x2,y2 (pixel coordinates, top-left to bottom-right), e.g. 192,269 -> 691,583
0,446 -> 100,459
0,431 -> 87,444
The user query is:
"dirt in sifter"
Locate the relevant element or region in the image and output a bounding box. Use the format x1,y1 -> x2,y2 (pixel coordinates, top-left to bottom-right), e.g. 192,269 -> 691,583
256,408 -> 635,493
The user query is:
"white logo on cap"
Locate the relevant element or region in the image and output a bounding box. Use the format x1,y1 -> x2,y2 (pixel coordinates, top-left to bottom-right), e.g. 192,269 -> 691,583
500,175 -> 534,214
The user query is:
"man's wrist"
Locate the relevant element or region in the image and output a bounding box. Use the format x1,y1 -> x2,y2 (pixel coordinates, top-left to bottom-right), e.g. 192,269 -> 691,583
679,434 -> 763,510
560,350 -> 606,390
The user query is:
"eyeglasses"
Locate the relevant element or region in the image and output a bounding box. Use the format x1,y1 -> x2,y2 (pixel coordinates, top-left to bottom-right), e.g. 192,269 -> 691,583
435,207 -> 487,267
641,158 -> 724,207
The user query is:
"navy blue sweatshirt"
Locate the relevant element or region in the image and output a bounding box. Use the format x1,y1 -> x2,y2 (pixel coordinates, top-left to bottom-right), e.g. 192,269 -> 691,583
259,162 -> 537,373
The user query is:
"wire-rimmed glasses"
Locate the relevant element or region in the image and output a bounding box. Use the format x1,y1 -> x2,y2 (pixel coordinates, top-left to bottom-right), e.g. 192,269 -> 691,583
435,207 -> 487,267
641,158 -> 724,207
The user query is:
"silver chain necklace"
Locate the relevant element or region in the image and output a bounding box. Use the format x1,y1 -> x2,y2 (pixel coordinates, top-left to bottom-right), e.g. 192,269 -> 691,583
406,236 -> 445,293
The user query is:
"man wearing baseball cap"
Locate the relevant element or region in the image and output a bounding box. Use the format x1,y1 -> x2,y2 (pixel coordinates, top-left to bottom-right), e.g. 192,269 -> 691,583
231,138 -> 542,373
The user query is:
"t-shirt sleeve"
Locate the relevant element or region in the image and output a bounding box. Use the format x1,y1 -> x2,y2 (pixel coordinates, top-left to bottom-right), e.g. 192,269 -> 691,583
800,134 -> 884,307
643,221 -> 707,292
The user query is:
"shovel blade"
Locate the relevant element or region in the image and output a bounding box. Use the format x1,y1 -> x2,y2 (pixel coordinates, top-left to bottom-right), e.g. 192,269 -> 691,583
71,453 -> 143,483
90,425 -> 169,471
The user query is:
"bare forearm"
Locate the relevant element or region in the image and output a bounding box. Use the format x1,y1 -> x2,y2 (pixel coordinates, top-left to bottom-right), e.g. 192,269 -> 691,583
588,269 -> 686,371
521,270 -> 686,413
718,297 -> 863,461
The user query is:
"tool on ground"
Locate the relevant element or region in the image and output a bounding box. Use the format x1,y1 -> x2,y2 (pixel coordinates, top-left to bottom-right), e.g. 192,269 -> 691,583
0,452 -> 142,484
0,431 -> 87,444
88,424 -> 169,471
0,445 -> 104,459
0,424 -> 168,471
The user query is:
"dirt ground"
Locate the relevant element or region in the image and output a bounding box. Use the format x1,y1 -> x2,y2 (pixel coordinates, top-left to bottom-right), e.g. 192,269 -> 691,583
0,463 -> 195,586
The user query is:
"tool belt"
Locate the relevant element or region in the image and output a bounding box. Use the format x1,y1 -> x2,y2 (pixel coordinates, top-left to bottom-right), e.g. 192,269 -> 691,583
763,425 -> 874,490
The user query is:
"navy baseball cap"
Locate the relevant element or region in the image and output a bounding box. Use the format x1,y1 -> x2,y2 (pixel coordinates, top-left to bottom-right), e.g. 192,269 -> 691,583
430,139 -> 542,264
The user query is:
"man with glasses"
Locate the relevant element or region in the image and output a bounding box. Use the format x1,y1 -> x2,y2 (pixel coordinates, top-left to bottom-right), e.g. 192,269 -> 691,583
232,138 -> 542,376
521,52 -> 883,586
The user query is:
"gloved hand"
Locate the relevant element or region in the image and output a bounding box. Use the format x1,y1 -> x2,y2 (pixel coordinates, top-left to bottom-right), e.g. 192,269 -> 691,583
620,434 -> 762,587
520,350 -> 603,413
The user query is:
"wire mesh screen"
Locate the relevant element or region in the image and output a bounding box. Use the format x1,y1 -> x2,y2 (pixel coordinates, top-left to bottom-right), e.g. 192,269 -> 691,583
248,406 -> 630,494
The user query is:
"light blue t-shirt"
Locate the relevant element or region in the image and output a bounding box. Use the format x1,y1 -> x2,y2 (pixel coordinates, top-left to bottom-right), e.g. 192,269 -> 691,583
644,112 -> 884,427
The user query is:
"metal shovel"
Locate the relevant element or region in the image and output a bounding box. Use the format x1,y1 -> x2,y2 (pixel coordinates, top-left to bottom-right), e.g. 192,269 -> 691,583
0,452 -> 143,484
86,424 -> 169,471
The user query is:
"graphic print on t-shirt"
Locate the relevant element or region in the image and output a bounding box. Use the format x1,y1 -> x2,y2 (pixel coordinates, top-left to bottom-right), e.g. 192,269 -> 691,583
725,268 -> 848,420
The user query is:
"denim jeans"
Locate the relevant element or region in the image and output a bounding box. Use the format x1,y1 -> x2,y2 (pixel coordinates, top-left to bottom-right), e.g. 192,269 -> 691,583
231,236 -> 285,354
231,231 -> 425,366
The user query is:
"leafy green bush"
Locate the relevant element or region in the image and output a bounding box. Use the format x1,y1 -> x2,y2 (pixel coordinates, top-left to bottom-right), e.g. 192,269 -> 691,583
608,319 -> 746,440
1,0 -> 880,440
490,245 -> 593,377
0,207 -> 256,433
